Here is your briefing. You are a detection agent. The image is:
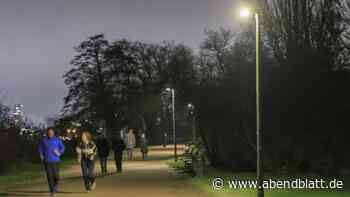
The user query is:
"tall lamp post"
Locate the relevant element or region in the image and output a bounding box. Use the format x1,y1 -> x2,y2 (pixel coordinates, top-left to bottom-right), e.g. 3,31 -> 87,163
187,103 -> 196,143
240,7 -> 264,197
165,88 -> 177,161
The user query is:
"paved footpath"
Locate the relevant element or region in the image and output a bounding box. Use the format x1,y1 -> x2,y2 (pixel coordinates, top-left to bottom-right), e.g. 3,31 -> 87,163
1,146 -> 208,197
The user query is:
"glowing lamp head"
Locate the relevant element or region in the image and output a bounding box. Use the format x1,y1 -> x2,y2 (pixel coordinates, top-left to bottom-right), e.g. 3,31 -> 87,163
240,8 -> 251,18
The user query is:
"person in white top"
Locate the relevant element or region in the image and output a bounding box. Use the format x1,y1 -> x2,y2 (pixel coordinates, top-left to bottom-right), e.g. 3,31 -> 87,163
126,128 -> 136,160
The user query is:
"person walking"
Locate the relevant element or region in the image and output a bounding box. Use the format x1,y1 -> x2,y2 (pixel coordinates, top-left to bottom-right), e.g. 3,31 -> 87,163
112,137 -> 126,173
96,134 -> 110,175
140,133 -> 149,160
126,129 -> 136,160
38,128 -> 65,196
76,131 -> 98,193
163,132 -> 168,148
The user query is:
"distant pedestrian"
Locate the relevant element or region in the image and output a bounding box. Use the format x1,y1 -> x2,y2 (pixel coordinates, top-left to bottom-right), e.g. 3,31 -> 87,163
120,128 -> 127,143
96,134 -> 110,175
76,131 -> 98,193
38,128 -> 65,196
112,137 -> 126,173
163,132 -> 168,148
140,133 -> 149,160
126,129 -> 136,160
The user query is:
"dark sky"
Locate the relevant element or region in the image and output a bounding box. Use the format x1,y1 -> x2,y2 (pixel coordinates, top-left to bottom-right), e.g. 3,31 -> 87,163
0,0 -> 242,122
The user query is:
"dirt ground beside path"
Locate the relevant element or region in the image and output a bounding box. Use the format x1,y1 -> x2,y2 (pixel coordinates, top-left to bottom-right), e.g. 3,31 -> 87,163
1,146 -> 208,197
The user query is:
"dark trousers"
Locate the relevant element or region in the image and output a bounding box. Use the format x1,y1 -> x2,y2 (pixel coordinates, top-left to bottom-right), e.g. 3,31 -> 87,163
142,152 -> 148,160
99,157 -> 108,174
81,159 -> 95,190
114,152 -> 123,172
43,162 -> 60,193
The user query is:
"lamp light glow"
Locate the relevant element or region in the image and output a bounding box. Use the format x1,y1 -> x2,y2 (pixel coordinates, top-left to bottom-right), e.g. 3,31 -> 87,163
240,8 -> 251,17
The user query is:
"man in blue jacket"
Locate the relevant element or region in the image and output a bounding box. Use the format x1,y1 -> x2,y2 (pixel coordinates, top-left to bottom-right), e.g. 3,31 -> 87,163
38,128 -> 65,196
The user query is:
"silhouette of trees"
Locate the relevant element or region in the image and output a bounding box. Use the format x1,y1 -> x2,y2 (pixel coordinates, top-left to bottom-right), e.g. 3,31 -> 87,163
0,103 -> 10,130
62,0 -> 350,174
63,36 -> 195,138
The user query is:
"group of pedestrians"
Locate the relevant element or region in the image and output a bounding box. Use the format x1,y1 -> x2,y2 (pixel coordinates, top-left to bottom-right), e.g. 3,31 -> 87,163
38,127 -> 148,196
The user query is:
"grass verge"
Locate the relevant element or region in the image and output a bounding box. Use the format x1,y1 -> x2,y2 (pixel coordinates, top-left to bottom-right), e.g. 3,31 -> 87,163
194,168 -> 350,197
168,159 -> 350,197
0,158 -> 76,191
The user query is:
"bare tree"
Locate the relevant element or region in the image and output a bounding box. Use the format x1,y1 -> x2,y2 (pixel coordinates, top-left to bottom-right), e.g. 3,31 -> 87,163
261,0 -> 350,70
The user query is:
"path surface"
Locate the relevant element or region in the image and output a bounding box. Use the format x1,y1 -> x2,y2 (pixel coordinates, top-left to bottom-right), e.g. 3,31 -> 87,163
2,146 -> 208,197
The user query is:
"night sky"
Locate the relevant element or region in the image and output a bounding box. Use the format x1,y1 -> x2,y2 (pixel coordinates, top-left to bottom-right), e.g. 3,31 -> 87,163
0,0 -> 242,122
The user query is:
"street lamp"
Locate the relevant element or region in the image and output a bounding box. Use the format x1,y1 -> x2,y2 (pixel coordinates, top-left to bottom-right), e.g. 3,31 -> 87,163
187,103 -> 196,143
240,7 -> 264,197
156,116 -> 168,148
165,88 -> 177,161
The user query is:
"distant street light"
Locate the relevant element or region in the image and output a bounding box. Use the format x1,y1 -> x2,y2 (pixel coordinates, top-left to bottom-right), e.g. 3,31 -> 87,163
240,7 -> 264,197
187,103 -> 196,143
156,116 -> 167,147
165,88 -> 177,161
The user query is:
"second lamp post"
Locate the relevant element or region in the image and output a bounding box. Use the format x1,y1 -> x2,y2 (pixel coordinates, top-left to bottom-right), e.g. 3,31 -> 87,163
166,88 -> 177,161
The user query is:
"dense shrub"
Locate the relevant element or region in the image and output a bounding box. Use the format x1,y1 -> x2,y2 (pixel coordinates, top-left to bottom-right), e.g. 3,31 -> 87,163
0,129 -> 20,173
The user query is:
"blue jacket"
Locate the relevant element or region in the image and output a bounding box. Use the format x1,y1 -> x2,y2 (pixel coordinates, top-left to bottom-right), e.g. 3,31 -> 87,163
38,136 -> 65,163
